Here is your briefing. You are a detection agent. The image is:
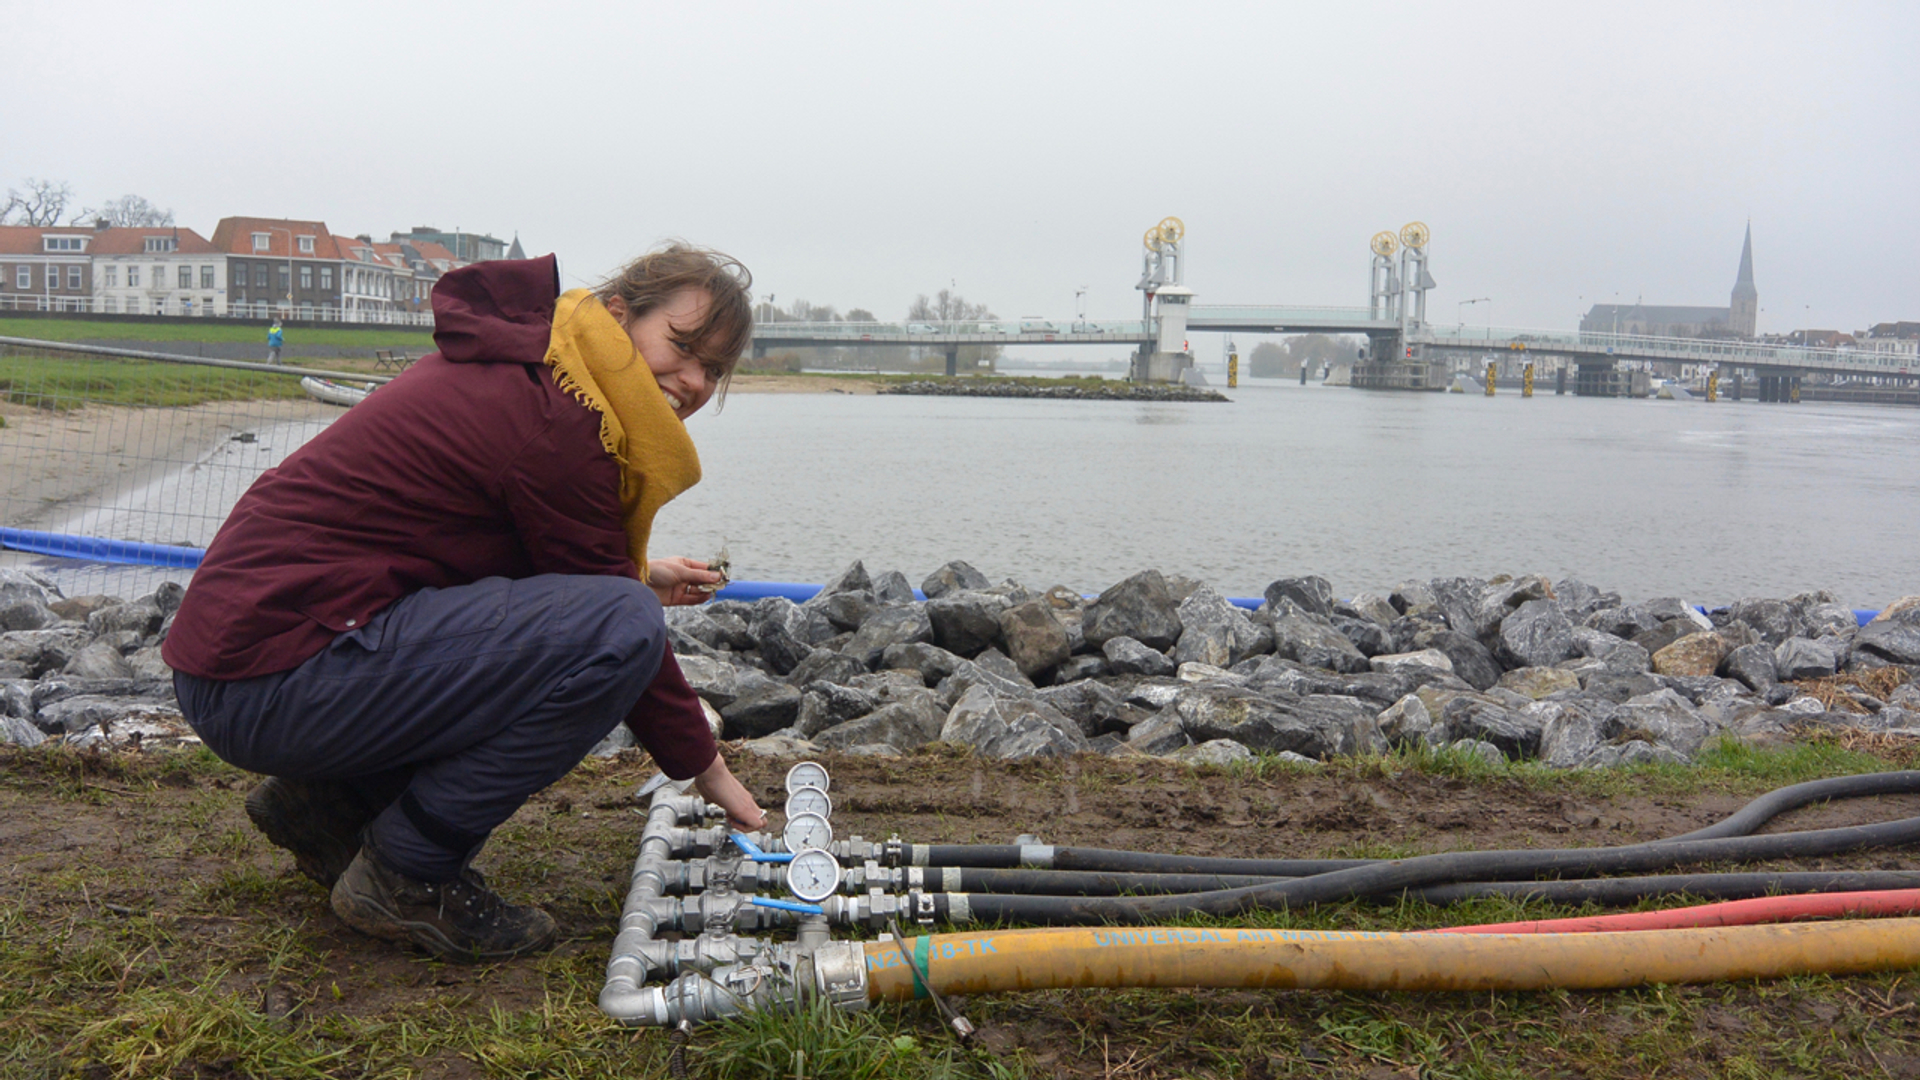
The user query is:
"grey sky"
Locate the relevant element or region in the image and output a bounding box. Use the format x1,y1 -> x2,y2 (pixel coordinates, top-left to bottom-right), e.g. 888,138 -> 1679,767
8,1 -> 1915,337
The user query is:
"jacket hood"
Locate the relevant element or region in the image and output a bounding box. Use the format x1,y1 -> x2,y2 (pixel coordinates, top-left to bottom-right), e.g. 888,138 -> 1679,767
431,255 -> 562,364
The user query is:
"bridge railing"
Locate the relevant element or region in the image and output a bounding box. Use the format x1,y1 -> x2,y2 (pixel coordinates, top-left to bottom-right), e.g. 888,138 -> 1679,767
1186,304 -> 1389,327
1420,324 -> 1913,374
751,319 -> 1150,339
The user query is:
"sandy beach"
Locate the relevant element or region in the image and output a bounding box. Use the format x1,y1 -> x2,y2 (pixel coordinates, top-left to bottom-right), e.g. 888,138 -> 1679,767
0,376 -> 859,537
0,398 -> 341,532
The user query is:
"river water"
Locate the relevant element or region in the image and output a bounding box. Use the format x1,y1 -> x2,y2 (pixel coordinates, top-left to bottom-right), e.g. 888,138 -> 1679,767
9,379 -> 1916,608
653,379 -> 1920,607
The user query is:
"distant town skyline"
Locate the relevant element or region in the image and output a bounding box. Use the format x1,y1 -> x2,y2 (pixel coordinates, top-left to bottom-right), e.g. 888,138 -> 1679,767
6,3 -> 1912,337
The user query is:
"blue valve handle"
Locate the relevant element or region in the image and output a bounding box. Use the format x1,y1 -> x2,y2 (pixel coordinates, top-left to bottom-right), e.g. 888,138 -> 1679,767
750,897 -> 825,915
729,832 -> 794,863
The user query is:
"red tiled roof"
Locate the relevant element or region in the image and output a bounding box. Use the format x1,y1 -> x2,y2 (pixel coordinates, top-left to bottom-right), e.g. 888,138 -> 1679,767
209,216 -> 342,259
410,240 -> 458,263
85,227 -> 218,255
0,225 -> 98,255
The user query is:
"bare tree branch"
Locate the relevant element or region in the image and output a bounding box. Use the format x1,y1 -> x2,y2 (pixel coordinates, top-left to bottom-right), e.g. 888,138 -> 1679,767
76,194 -> 175,227
0,178 -> 74,226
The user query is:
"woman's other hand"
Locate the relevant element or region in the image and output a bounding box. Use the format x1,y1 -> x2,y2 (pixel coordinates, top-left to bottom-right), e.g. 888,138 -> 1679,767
692,752 -> 767,831
647,556 -> 723,606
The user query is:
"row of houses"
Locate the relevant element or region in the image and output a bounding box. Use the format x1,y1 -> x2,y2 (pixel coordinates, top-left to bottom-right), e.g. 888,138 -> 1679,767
0,218 -> 522,324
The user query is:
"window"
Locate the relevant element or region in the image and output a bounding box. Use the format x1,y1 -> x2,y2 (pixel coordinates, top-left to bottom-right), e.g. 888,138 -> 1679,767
43,236 -> 85,252
13,266 -> 25,289
277,266 -> 290,293
144,237 -> 177,253
254,266 -> 267,288
178,265 -> 192,289
252,233 -> 270,252
103,266 -> 117,288
320,266 -> 333,289
299,265 -> 313,290
200,265 -> 214,288
299,302 -> 313,319
129,266 -> 141,288
298,235 -> 315,254
69,266 -> 82,289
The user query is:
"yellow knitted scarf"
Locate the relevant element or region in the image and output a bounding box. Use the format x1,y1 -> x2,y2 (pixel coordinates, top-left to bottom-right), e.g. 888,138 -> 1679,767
544,289 -> 702,580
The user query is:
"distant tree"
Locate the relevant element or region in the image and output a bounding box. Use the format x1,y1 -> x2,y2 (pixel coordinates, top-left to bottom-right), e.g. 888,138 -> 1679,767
0,178 -> 74,226
907,288 -> 1000,371
844,307 -> 877,323
79,194 -> 174,227
1247,341 -> 1289,377
1245,335 -> 1364,378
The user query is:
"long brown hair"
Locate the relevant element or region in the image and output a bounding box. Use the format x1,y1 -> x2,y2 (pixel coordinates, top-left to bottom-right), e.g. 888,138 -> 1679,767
594,243 -> 753,409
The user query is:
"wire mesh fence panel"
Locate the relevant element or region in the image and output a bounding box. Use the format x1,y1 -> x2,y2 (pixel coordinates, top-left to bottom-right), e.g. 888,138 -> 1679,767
0,342 -> 353,597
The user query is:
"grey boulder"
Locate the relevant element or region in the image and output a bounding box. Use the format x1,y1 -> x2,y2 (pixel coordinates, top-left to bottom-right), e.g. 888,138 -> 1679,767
1174,683 -> 1381,760
998,600 -> 1071,680
1082,570 -> 1183,651
939,684 -> 1088,759
1103,636 -> 1175,678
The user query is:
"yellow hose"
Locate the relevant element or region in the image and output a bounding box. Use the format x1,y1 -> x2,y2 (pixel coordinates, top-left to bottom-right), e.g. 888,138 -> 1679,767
863,919 -> 1920,1001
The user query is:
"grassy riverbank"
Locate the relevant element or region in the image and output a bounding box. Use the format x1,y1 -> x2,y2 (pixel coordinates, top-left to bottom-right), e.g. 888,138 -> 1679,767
6,737 -> 1920,1078
0,352 -> 309,410
0,316 -> 435,351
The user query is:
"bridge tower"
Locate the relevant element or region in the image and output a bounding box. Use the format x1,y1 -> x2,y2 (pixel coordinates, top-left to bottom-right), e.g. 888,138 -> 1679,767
1397,221 -> 1435,334
1369,231 -> 1400,322
1132,216 -> 1193,382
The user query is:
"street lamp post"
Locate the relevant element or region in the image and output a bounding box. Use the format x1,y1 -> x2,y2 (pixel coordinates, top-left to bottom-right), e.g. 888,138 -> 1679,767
1457,297 -> 1491,337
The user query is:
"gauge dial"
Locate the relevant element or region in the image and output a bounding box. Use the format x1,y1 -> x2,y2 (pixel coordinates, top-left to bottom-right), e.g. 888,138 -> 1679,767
785,786 -> 832,821
783,811 -> 832,854
785,762 -> 830,795
786,848 -> 842,903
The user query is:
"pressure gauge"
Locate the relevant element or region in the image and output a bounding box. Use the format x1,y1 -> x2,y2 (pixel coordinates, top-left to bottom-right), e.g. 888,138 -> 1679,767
783,811 -> 832,854
785,786 -> 832,821
785,762 -> 830,795
786,848 -> 842,903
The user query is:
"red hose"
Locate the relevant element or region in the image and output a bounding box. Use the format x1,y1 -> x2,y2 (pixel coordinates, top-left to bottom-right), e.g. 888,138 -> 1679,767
1427,889 -> 1920,935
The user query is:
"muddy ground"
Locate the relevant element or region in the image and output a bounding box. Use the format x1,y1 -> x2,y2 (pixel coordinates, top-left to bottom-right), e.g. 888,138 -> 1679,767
7,745 -> 1920,1078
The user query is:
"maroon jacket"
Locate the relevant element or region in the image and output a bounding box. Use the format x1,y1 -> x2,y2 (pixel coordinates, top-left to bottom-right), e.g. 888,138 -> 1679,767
163,256 -> 717,778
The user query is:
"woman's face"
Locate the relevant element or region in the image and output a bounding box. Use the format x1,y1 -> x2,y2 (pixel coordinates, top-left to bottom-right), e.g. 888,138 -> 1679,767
614,287 -> 721,420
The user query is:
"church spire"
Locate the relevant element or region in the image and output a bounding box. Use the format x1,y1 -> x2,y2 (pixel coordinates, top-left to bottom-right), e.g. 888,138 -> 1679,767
1732,221 -> 1756,299
1729,221 -> 1757,337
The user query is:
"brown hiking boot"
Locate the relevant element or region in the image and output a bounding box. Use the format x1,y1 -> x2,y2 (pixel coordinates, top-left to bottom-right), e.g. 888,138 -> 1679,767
245,777 -> 380,887
330,845 -> 557,962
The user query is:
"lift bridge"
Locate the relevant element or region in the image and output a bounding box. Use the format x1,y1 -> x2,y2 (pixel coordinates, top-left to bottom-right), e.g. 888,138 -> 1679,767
746,220 -> 1910,396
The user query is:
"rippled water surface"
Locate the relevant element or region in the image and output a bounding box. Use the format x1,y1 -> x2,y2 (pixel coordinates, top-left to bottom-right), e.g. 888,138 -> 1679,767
653,379 -> 1920,606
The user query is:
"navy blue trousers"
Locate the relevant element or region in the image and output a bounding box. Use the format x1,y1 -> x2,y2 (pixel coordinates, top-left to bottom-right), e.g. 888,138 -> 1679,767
175,574 -> 666,880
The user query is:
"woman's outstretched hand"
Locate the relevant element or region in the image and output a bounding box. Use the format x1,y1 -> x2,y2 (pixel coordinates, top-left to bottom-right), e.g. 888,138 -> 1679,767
692,752 -> 767,832
647,556 -> 724,606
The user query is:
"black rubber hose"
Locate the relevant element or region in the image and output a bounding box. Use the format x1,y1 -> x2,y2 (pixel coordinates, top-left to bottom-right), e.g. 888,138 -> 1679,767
953,813 -> 1920,924
914,771 -> 1920,874
918,845 -> 1368,876
1656,770 -> 1920,843
950,868 -> 1284,896
1403,871 -> 1920,907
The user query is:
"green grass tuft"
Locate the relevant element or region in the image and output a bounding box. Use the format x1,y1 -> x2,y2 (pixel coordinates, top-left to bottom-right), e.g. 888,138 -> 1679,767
0,352 -> 308,409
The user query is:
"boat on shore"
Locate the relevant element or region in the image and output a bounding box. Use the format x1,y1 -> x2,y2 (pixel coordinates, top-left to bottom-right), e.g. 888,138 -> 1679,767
300,377 -> 375,407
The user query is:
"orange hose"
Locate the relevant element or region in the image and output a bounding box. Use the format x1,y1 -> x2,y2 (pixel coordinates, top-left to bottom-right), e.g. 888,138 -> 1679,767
861,918 -> 1920,1000
1427,889 -> 1920,935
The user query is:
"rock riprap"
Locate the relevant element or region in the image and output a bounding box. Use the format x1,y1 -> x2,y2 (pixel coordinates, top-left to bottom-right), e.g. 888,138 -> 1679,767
6,564 -> 1916,771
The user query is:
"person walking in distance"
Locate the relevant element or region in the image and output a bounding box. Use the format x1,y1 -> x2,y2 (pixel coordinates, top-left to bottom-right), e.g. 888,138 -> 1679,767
164,246 -> 766,962
266,319 -> 284,364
